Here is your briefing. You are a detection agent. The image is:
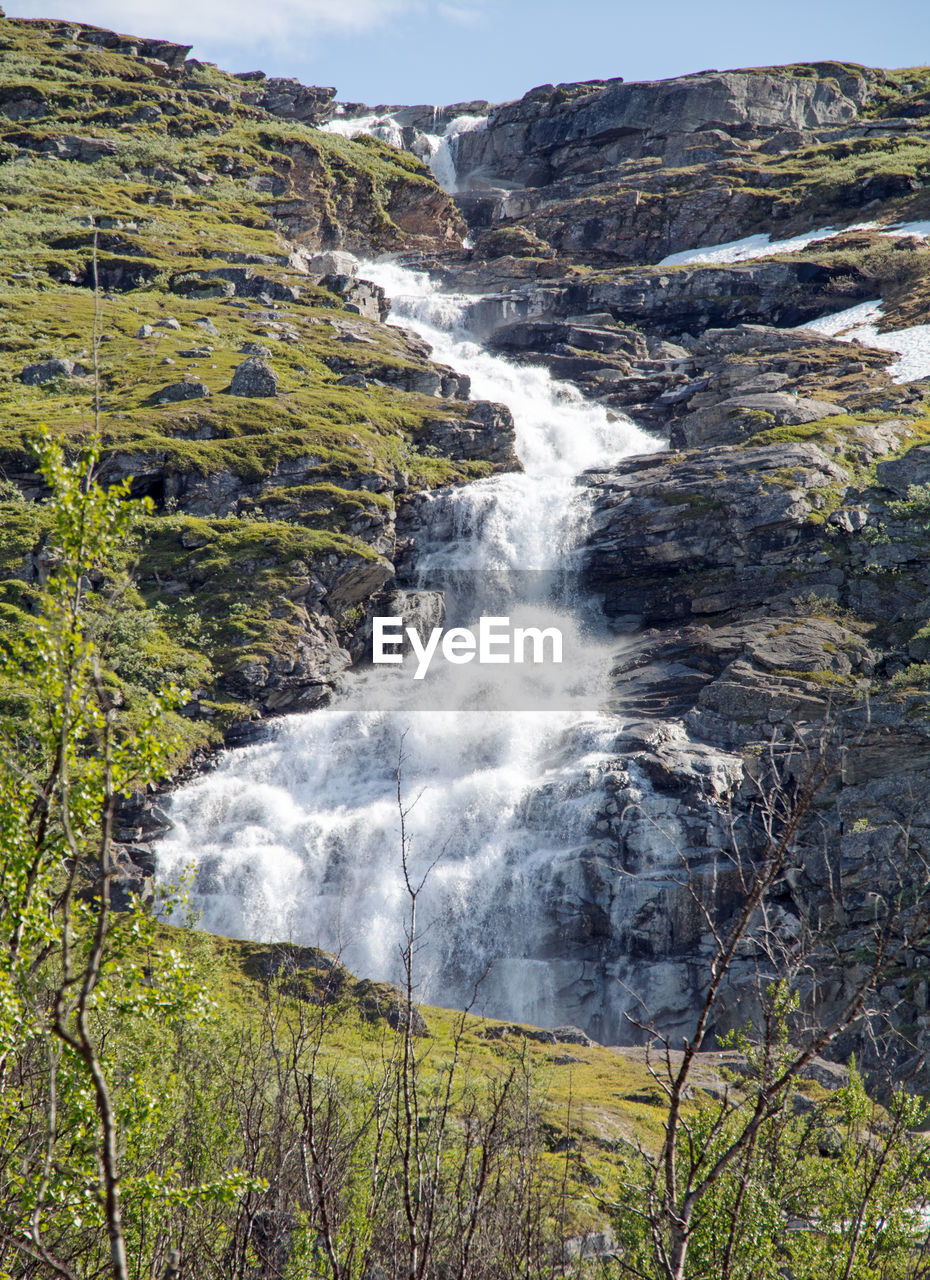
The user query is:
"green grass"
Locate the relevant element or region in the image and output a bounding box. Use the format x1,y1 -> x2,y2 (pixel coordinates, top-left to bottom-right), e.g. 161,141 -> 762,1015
153,919 -> 688,1164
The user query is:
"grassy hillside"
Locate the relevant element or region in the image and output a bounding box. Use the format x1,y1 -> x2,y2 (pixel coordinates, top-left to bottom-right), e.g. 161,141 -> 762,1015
0,14 -> 492,759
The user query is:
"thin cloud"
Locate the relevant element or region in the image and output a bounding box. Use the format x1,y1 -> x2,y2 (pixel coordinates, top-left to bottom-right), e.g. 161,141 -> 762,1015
437,2 -> 485,25
10,0 -> 425,49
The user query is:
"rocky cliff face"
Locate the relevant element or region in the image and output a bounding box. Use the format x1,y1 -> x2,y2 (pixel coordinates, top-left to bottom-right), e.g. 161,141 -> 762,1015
453,68 -> 864,189
372,63 -> 930,1056
436,63 -> 930,268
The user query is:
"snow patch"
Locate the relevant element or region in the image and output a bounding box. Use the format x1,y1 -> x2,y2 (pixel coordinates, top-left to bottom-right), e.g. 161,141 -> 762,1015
801,300 -> 930,384
878,220 -> 930,240
661,219 -> 930,268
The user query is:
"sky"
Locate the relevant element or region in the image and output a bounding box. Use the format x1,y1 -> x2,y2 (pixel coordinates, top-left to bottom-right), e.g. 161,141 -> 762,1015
8,0 -> 930,106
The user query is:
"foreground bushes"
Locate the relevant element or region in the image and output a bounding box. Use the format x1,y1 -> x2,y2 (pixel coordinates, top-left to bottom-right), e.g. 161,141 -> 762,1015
3,437 -> 930,1280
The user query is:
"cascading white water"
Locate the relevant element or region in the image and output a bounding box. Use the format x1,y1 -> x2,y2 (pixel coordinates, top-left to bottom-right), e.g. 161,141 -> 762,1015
420,115 -> 487,193
155,265 -> 662,1030
321,113 -> 409,151
320,112 -> 487,192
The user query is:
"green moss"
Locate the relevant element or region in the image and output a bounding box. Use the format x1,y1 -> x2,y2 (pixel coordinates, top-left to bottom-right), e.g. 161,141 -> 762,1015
139,513 -> 383,666
773,667 -> 859,688
660,491 -> 724,513
889,662 -> 930,690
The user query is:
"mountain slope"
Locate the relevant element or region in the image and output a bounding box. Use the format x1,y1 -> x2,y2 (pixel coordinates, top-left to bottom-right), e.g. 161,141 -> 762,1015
0,13 -> 517,757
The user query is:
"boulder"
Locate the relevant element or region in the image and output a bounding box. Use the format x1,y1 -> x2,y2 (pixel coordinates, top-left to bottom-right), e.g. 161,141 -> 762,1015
322,275 -> 388,322
157,379 -> 210,403
553,1024 -> 596,1046
230,357 -> 278,397
19,358 -> 87,384
300,250 -> 359,277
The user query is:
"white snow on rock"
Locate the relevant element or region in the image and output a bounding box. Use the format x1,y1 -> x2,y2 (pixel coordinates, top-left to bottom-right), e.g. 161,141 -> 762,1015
665,216 -> 930,381
660,219 -> 930,268
801,300 -> 930,384
801,299 -> 884,338
878,220 -> 930,240
659,225 -> 874,266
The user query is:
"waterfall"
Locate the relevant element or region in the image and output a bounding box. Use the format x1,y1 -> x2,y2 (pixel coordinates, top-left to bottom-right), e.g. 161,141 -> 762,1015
320,112 -> 487,192
155,265 -> 667,1035
420,114 -> 487,192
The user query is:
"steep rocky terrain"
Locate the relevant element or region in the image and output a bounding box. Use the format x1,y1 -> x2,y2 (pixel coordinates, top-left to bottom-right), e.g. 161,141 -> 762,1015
6,18 -> 930,1069
0,13 -> 517,761
334,63 -> 930,1062
447,64 -> 930,262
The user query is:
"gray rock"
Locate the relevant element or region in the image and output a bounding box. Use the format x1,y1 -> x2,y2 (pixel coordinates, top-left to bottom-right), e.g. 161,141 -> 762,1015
230,357 -> 278,398
420,400 -> 519,468
239,342 -> 272,358
194,317 -> 219,335
136,324 -> 155,338
385,1000 -> 430,1038
253,77 -> 336,125
582,261 -> 877,335
798,1058 -> 850,1090
677,393 -> 845,448
170,273 -> 234,300
27,133 -> 118,163
322,275 -> 388,322
553,1024 -> 596,1046
563,1231 -> 616,1261
299,250 -> 359,277
70,25 -> 192,68
584,440 -> 849,624
454,70 -> 861,189
875,445 -> 930,497
20,358 -> 87,384
0,87 -> 47,121
155,317 -> 181,331
206,267 -> 301,303
369,590 -> 445,652
157,379 -> 210,403
481,1023 -> 557,1044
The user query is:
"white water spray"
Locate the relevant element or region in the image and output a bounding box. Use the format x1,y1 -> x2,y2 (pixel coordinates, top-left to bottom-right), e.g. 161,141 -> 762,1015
156,264 -> 662,1031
